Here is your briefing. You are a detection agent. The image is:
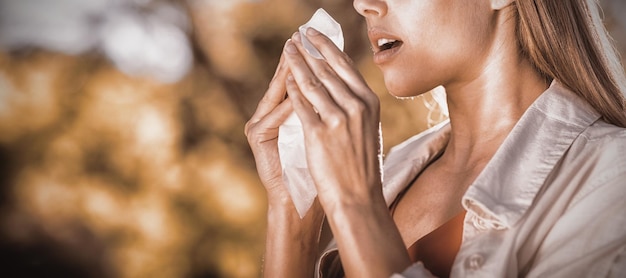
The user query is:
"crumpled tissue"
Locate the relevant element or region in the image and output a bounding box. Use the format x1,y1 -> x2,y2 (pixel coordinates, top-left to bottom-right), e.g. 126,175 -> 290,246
299,8 -> 344,60
278,8 -> 344,218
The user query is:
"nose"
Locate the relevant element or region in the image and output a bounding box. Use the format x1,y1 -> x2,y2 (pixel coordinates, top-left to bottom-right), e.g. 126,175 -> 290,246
353,0 -> 387,18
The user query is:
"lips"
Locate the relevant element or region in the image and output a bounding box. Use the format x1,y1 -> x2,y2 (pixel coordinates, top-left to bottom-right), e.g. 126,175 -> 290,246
368,29 -> 402,52
368,28 -> 403,64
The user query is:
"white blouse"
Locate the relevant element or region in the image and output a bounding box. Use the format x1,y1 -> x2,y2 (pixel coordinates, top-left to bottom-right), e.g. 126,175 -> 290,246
316,81 -> 626,277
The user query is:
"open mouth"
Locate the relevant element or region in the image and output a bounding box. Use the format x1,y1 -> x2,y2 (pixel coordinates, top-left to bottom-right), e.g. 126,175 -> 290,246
377,38 -> 403,52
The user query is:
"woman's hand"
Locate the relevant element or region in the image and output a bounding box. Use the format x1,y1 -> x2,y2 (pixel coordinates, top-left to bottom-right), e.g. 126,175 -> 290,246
283,29 -> 411,278
283,29 -> 384,211
245,42 -> 325,277
244,50 -> 295,204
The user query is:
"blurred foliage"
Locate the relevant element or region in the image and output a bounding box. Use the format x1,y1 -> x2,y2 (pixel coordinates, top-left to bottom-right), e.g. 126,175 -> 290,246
0,0 -> 623,277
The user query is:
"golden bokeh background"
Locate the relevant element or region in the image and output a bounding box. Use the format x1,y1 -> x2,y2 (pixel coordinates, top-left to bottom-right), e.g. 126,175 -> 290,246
0,0 -> 624,277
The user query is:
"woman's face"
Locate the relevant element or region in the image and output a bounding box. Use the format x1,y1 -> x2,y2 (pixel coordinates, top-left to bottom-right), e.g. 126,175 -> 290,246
353,0 -> 495,97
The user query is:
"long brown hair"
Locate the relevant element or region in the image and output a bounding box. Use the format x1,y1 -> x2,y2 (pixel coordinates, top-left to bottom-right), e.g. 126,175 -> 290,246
515,0 -> 626,127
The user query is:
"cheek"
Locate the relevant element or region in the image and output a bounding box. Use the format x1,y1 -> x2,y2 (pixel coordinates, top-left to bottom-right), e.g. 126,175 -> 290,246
384,30 -> 487,96
382,2 -> 492,97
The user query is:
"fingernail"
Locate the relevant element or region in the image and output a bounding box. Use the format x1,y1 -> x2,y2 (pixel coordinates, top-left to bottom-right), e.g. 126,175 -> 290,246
306,27 -> 320,36
287,74 -> 294,81
285,42 -> 298,54
292,31 -> 301,42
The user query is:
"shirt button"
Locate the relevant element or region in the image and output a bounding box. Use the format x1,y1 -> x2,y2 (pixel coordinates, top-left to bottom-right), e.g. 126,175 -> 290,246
465,254 -> 484,270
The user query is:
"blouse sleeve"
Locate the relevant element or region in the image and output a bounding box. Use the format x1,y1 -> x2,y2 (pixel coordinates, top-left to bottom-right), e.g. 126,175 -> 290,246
317,243 -> 438,278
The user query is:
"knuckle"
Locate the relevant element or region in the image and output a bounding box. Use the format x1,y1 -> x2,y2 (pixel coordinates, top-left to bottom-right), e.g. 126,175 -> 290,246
285,77 -> 298,90
326,112 -> 347,129
301,77 -> 323,91
345,99 -> 367,116
244,121 -> 259,140
337,53 -> 355,67
316,67 -> 336,81
260,94 -> 272,104
244,121 -> 251,136
308,124 -> 324,139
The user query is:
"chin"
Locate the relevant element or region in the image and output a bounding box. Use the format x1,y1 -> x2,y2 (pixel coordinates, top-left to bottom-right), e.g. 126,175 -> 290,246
383,73 -> 409,98
384,77 -> 434,99
381,65 -> 441,98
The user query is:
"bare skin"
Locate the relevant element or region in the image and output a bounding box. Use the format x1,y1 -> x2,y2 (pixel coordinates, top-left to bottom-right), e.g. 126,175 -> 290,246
244,52 -> 326,277
245,0 -> 550,277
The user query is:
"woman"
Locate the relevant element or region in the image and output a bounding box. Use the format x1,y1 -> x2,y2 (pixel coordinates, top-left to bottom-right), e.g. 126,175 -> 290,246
245,0 -> 626,277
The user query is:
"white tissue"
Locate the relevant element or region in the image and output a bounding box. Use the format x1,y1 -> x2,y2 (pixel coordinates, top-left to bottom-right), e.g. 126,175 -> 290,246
299,8 -> 344,60
278,8 -> 344,218
277,113 -> 316,218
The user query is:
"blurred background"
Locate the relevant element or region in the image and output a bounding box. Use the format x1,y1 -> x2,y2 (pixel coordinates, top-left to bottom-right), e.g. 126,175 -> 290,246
0,0 -> 624,277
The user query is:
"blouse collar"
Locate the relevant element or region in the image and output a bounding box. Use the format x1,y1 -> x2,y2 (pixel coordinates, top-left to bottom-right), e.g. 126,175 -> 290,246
382,81 -> 601,228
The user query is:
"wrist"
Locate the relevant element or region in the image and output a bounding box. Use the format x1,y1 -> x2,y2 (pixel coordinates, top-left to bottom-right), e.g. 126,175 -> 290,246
322,191 -> 410,278
263,199 -> 325,277
267,198 -> 325,234
325,193 -> 387,226
319,182 -> 386,218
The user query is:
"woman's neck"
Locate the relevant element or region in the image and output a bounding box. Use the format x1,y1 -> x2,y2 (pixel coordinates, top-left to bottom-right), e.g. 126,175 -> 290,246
438,12 -> 549,173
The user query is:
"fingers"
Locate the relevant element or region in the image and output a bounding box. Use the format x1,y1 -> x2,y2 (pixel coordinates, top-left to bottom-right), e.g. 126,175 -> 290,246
285,75 -> 321,128
248,42 -> 291,126
284,39 -> 346,126
301,28 -> 374,103
245,98 -> 293,142
284,30 -> 379,125
289,32 -> 366,118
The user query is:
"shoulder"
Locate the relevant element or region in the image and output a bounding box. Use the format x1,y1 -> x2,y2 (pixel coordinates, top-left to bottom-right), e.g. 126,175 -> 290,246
567,120 -> 626,174
562,120 -> 626,206
579,120 -> 626,142
525,121 -> 626,277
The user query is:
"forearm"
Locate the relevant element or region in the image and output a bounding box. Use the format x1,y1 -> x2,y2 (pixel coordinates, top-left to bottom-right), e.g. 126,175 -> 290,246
325,193 -> 411,278
263,199 -> 325,277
